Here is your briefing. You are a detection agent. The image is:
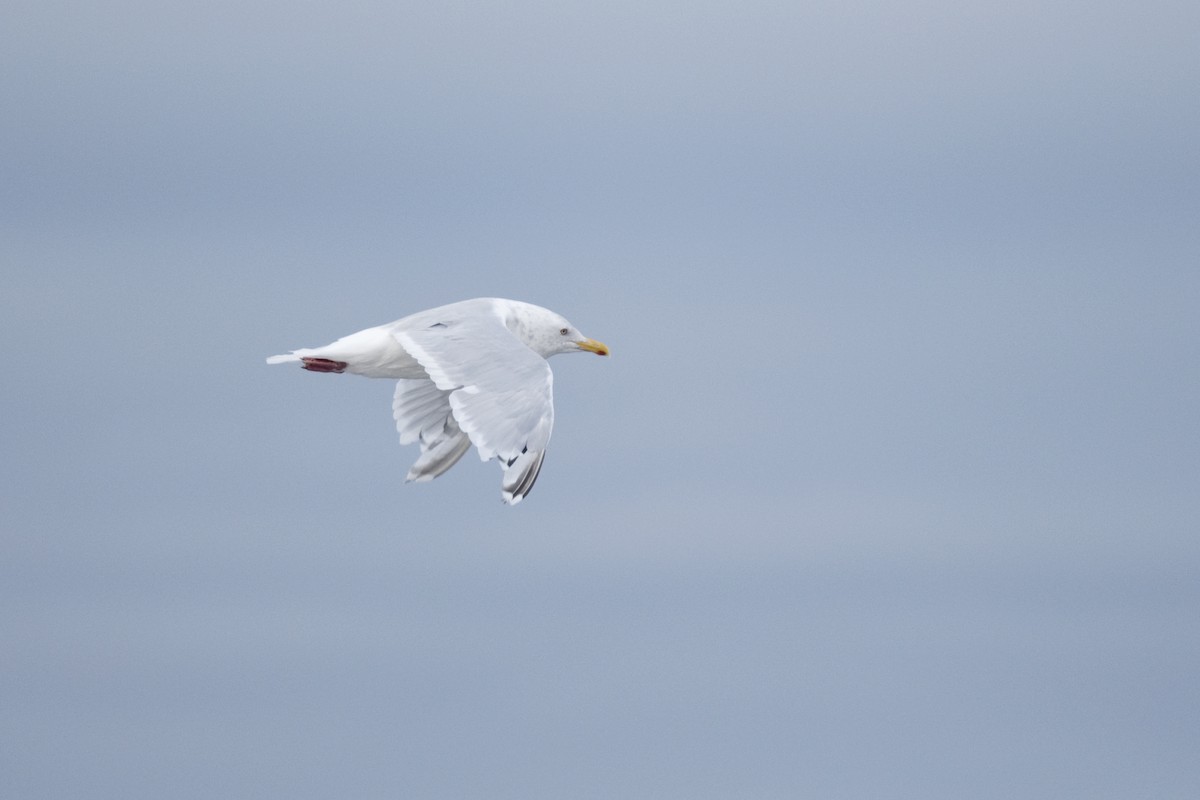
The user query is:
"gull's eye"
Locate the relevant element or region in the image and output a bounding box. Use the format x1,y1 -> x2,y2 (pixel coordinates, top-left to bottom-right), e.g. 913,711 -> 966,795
559,328 -> 569,335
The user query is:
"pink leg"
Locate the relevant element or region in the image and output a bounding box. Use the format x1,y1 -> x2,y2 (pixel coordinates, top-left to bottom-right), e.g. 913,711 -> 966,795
301,357 -> 349,373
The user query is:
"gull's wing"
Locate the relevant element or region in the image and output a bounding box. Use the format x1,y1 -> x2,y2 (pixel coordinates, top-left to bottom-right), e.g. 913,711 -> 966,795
392,307 -> 553,504
392,378 -> 472,482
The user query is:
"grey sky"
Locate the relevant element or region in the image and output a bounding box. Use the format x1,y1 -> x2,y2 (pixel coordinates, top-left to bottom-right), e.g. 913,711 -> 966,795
2,2 -> 1198,798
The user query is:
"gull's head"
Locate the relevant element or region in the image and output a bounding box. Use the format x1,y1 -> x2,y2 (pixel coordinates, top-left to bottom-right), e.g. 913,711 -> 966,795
549,319 -> 609,358
508,301 -> 610,359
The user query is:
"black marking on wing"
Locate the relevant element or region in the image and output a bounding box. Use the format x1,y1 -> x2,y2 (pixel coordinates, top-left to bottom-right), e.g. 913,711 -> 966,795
505,445 -> 529,468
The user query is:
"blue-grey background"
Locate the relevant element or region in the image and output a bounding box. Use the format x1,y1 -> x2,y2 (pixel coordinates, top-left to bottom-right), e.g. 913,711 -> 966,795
3,2 -> 1198,797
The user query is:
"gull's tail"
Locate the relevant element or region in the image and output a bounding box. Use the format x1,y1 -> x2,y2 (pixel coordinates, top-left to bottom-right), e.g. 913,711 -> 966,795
266,352 -> 301,365
266,349 -> 347,373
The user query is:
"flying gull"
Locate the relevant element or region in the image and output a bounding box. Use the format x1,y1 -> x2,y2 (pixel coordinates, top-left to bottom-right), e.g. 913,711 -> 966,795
267,298 -> 609,504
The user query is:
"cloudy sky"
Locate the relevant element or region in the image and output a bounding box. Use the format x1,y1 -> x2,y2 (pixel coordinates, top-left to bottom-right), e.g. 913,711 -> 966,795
3,1 -> 1198,797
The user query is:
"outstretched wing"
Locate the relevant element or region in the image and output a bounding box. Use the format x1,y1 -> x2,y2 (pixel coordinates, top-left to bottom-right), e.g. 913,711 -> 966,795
392,378 -> 472,482
393,305 -> 554,504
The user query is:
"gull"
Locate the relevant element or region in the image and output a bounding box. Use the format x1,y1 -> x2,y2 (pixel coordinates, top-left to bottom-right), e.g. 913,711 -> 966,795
267,298 -> 609,504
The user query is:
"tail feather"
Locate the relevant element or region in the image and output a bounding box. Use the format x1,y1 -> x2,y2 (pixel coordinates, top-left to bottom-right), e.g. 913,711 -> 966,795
266,353 -> 301,365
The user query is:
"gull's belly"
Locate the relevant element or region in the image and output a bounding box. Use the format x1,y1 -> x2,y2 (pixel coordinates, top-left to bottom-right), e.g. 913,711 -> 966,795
321,326 -> 429,380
